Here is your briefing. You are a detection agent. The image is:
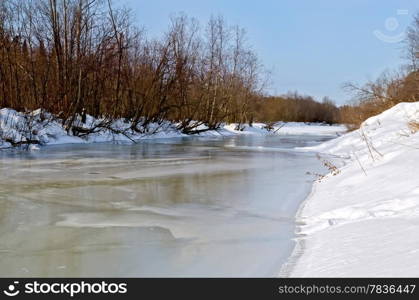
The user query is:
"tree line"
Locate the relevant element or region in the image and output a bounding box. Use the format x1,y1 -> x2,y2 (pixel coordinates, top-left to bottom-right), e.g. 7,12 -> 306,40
5,0 -> 403,134
252,92 -> 340,124
0,0 -> 267,135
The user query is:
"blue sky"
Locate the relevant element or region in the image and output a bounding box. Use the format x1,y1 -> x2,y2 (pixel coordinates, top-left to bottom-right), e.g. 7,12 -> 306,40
120,0 -> 419,104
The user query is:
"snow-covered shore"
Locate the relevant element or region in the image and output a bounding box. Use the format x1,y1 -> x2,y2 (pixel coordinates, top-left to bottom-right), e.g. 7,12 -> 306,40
0,108 -> 346,150
286,102 -> 419,277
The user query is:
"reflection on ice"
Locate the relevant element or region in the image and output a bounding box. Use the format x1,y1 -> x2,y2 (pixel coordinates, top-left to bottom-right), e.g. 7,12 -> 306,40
0,134 -> 333,277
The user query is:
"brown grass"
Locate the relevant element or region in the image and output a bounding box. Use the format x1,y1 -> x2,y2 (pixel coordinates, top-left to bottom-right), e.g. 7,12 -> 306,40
408,121 -> 419,133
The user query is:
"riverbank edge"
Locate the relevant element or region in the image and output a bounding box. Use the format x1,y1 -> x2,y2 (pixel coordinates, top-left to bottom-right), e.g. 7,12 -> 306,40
278,177 -> 318,277
0,108 -> 347,151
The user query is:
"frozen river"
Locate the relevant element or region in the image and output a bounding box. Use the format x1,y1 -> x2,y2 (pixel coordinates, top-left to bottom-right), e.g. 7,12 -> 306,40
0,134 -> 335,277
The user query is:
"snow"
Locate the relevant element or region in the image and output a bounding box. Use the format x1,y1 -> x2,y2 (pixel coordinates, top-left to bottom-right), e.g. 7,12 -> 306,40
224,122 -> 346,136
0,108 -> 346,150
285,102 -> 419,277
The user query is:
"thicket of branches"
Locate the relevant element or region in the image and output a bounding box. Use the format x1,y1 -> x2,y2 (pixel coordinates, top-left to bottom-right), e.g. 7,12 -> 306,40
0,0 -> 265,134
341,12 -> 419,128
5,0 -> 398,135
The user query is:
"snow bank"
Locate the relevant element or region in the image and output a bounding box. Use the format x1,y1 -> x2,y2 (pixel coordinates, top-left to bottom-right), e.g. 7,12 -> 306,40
225,122 -> 346,136
0,108 -> 346,150
287,102 -> 419,277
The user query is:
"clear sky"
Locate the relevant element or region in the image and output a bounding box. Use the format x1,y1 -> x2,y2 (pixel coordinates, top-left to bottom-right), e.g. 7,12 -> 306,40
120,0 -> 419,104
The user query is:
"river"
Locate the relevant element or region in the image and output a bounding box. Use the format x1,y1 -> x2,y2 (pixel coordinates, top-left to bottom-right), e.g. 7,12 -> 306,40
0,134 -> 334,277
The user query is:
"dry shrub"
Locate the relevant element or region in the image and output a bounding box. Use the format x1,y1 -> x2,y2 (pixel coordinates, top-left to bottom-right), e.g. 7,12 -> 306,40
408,121 -> 419,133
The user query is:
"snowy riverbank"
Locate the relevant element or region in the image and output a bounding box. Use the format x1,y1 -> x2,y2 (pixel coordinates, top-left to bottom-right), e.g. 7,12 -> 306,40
286,102 -> 419,277
0,108 -> 346,150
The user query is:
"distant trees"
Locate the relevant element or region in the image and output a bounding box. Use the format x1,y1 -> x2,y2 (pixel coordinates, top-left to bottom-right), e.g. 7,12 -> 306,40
251,92 -> 340,124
